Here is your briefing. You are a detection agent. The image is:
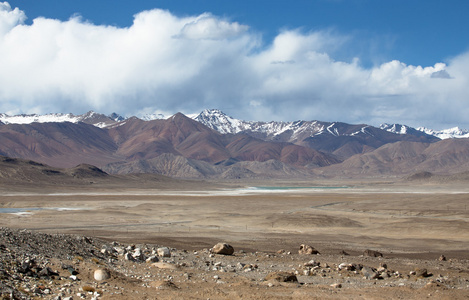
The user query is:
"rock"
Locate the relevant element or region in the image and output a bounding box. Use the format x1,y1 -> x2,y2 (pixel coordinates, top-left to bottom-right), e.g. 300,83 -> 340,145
38,267 -> 59,277
298,244 -> 319,255
339,250 -> 350,256
363,249 -> 383,257
157,247 -> 171,257
361,266 -> 379,280
331,283 -> 342,288
304,259 -> 320,267
439,255 -> 447,261
265,271 -> 298,282
132,248 -> 145,260
415,268 -> 432,278
212,243 -> 234,255
124,252 -> 135,261
62,265 -> 78,275
94,269 -> 111,281
146,256 -> 159,263
338,263 -> 355,271
150,280 -> 179,290
151,262 -> 178,270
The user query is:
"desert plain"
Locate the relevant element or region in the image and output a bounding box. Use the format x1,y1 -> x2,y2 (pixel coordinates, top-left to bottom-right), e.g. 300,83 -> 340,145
1,178 -> 469,299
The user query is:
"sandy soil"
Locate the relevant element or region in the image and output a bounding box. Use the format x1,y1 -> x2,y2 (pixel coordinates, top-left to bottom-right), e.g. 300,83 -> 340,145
1,180 -> 469,299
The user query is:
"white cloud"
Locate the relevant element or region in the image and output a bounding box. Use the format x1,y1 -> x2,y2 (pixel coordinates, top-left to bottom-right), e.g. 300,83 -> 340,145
178,13 -> 248,40
0,2 -> 26,34
0,2 -> 468,129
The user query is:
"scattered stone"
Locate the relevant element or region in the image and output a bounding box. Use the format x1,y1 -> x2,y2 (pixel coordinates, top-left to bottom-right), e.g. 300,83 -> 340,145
298,244 -> 319,255
212,243 -> 234,255
265,271 -> 298,282
157,247 -> 171,257
38,267 -> 59,277
94,269 -> 111,281
62,265 -> 79,275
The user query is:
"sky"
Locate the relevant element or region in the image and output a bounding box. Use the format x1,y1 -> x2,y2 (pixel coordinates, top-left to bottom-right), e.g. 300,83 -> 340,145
1,0 -> 468,129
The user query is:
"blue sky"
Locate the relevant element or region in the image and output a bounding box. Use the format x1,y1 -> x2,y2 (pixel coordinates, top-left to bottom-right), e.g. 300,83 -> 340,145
10,0 -> 468,67
1,0 -> 469,129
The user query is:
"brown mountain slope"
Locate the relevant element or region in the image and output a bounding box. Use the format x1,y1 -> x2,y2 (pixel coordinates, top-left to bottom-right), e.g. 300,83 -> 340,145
0,155 -> 199,192
301,125 -> 438,160
103,153 -> 224,178
0,122 -> 122,168
316,138 -> 469,177
108,114 -> 231,162
226,134 -> 338,167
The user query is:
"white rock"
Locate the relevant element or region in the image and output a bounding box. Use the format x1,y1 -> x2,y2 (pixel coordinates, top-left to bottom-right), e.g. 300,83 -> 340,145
157,247 -> 171,257
94,269 -> 111,281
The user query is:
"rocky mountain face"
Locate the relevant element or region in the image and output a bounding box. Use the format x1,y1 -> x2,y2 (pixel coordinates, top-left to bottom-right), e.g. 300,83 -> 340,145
0,109 -> 468,179
194,109 -> 440,160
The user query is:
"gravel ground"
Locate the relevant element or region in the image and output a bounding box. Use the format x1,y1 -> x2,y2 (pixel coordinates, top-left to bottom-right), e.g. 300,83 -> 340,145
1,227 -> 469,299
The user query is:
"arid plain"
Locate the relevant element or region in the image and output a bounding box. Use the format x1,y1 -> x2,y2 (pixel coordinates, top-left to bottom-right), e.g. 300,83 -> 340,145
1,178 -> 469,299
2,180 -> 469,255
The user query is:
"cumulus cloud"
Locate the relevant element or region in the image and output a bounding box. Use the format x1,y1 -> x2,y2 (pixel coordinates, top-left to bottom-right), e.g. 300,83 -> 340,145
0,2 -> 468,129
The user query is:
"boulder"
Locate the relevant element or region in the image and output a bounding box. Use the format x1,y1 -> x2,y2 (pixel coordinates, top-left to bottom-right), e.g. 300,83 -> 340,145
361,266 -> 379,280
94,269 -> 111,281
298,244 -> 319,255
212,243 -> 234,255
363,249 -> 383,257
157,247 -> 171,257
415,268 -> 432,278
265,271 -> 298,282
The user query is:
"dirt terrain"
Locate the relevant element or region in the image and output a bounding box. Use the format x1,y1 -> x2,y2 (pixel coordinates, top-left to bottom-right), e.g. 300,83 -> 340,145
1,179 -> 469,299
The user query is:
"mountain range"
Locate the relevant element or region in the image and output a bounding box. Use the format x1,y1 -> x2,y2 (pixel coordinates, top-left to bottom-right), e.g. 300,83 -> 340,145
0,109 -> 468,179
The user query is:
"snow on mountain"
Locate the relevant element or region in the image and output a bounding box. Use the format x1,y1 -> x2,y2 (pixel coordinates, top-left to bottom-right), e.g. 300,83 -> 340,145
381,123 -> 469,139
192,109 -> 247,134
138,113 -> 167,121
0,111 -> 125,128
0,113 -> 81,125
416,127 -> 469,139
2,109 -> 467,140
192,109 -> 372,142
380,123 -> 412,135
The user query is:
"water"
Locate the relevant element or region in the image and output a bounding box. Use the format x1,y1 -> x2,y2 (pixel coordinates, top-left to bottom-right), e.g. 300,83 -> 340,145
251,186 -> 349,190
0,207 -> 86,214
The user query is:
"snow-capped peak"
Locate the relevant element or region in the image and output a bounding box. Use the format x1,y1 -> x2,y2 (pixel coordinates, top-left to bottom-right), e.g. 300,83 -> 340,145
193,109 -> 246,134
416,126 -> 469,139
0,113 -> 80,125
380,123 -> 469,139
380,123 -> 410,135
139,113 -> 167,121
0,111 -> 126,128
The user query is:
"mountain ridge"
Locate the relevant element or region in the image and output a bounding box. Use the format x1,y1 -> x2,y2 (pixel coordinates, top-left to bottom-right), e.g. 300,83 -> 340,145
0,109 -> 468,179
2,109 -> 468,140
